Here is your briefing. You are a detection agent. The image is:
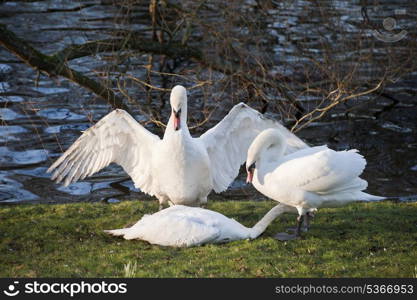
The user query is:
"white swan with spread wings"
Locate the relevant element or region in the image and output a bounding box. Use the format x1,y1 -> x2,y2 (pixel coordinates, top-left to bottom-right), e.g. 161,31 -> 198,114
48,85 -> 307,209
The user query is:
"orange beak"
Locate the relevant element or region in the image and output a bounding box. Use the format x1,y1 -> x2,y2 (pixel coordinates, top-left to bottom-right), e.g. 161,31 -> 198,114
172,110 -> 181,131
173,115 -> 180,131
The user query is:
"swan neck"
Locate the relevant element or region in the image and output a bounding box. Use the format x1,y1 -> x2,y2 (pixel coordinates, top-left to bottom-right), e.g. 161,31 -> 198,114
249,204 -> 288,238
164,103 -> 189,137
181,102 -> 188,128
268,135 -> 286,160
255,137 -> 286,174
252,132 -> 286,166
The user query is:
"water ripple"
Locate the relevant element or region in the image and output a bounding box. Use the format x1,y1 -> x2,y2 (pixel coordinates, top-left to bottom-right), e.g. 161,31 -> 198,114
57,182 -> 92,196
0,125 -> 28,143
0,172 -> 39,203
37,108 -> 87,121
0,108 -> 22,121
0,147 -> 48,166
31,87 -> 70,95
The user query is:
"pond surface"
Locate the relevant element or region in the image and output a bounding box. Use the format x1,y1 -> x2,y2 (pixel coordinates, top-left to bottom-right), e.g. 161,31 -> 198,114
0,0 -> 416,204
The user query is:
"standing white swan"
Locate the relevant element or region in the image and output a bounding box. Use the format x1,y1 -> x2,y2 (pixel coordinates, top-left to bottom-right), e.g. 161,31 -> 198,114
245,129 -> 385,240
104,203 -> 294,247
47,85 -> 307,209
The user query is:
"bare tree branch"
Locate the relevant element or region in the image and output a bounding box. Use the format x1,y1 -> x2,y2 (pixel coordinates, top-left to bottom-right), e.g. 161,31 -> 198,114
52,36 -> 305,114
0,24 -> 130,112
291,79 -> 384,132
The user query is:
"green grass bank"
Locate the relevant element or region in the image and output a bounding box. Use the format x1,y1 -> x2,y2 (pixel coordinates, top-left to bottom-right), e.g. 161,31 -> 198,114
1,200 -> 416,277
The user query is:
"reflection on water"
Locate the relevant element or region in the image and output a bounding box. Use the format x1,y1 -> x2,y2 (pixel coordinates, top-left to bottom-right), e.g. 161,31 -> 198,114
0,147 -> 48,166
381,122 -> 412,133
0,108 -> 21,121
0,0 -> 416,204
44,123 -> 89,134
0,96 -> 23,103
0,126 -> 28,142
0,82 -> 10,93
31,87 -> 70,95
0,171 -> 39,202
57,182 -> 92,196
0,64 -> 13,74
37,108 -> 87,121
14,167 -> 50,178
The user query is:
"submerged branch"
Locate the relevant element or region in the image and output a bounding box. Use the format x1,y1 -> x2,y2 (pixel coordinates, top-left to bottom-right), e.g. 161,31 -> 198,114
52,38 -> 203,62
0,24 -> 130,112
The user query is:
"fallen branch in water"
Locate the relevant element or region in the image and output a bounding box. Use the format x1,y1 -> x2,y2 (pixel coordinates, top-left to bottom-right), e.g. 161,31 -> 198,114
0,24 -> 130,112
52,38 -> 203,62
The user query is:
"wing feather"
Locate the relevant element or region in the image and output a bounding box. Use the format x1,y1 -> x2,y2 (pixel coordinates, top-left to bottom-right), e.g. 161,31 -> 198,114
200,103 -> 308,192
271,148 -> 367,193
47,109 -> 160,195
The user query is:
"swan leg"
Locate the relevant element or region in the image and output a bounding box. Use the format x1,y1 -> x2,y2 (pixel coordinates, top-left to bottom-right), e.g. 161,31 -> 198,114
304,211 -> 314,231
287,211 -> 314,232
274,215 -> 304,241
295,215 -> 304,235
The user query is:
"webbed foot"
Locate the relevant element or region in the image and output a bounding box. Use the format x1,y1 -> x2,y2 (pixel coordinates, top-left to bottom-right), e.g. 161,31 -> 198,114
274,232 -> 301,241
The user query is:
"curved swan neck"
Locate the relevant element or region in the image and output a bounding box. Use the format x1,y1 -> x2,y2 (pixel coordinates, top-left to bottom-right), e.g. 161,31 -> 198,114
247,129 -> 287,170
180,101 -> 188,128
264,133 -> 286,161
248,203 -> 290,238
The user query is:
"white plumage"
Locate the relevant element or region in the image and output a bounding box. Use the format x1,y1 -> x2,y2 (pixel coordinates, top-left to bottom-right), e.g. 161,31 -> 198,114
48,85 -> 307,209
245,128 -> 384,240
104,203 -> 295,247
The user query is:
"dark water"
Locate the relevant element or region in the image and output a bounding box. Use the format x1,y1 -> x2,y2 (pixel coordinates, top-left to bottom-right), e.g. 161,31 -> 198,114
0,0 -> 416,204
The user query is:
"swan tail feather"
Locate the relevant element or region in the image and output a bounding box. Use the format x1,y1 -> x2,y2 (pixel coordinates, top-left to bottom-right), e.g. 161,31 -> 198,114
319,191 -> 385,207
360,192 -> 386,202
323,178 -> 368,194
104,228 -> 129,237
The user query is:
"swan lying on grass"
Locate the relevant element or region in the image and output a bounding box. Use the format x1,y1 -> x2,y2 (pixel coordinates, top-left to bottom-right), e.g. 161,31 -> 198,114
246,129 -> 385,240
105,203 -> 294,247
48,85 -> 307,209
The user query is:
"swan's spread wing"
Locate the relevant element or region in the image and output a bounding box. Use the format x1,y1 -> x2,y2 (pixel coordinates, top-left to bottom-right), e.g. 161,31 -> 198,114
47,109 -> 160,194
200,103 -> 308,192
273,148 -> 367,193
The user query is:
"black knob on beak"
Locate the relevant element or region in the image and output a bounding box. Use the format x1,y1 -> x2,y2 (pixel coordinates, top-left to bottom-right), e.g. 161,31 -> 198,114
173,108 -> 181,131
173,108 -> 181,119
246,163 -> 256,184
247,163 -> 256,173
